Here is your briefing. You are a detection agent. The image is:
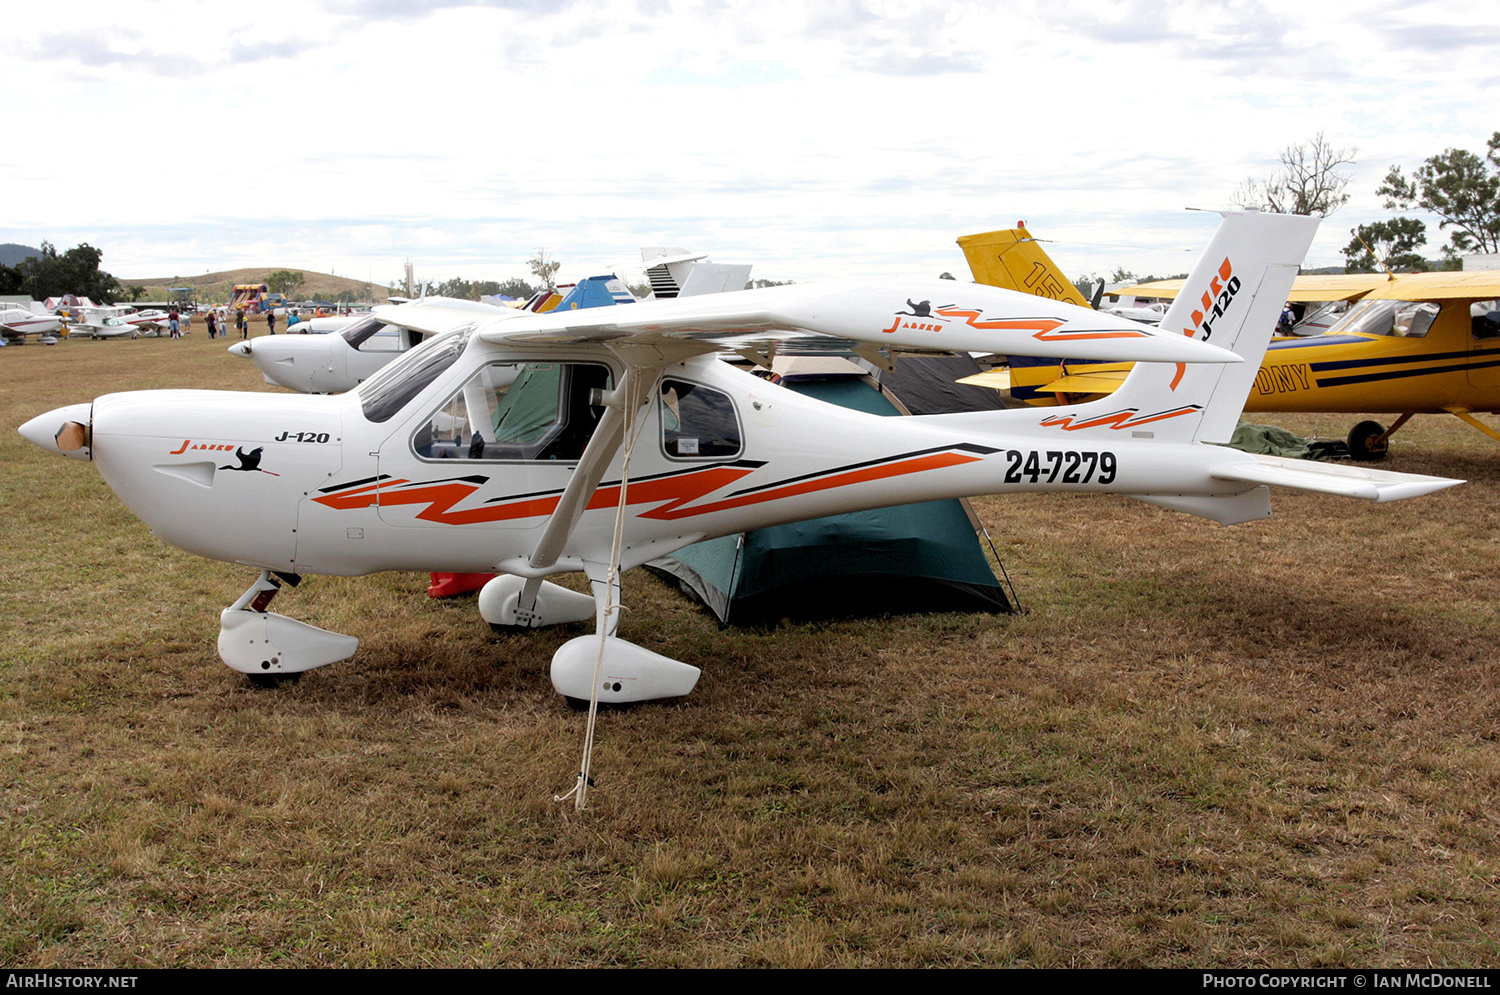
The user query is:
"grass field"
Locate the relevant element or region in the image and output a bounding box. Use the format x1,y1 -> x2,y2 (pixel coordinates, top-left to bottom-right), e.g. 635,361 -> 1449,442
2,333 -> 1498,967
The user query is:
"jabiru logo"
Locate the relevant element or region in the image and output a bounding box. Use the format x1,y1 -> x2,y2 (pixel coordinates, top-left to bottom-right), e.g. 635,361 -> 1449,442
1187,258 -> 1240,342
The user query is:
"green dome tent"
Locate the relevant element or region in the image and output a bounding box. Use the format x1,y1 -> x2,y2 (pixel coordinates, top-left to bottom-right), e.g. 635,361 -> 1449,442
647,362 -> 1015,625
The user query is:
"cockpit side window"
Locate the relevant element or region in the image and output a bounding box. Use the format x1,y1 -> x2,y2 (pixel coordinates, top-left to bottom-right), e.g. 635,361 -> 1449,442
1328,299 -> 1439,338
1472,300 -> 1500,340
359,328 -> 405,353
1397,303 -> 1439,338
413,361 -> 613,462
357,328 -> 471,423
660,379 -> 741,458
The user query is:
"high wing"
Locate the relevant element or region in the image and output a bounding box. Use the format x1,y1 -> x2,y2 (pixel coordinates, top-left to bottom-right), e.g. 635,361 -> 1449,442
1122,270 -> 1500,304
370,296 -> 527,337
466,277 -> 1243,365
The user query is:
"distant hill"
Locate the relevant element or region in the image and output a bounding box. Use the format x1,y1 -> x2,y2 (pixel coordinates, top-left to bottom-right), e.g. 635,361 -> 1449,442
0,243 -> 40,267
124,267 -> 387,304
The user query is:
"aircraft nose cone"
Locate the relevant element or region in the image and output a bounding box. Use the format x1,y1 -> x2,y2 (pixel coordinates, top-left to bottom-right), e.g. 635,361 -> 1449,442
227,342 -> 251,357
18,402 -> 93,460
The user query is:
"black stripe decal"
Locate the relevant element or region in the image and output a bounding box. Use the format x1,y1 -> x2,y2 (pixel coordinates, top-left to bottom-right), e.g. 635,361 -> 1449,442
1316,356 -> 1500,388
318,474 -> 390,494
725,444 -> 1000,498
1309,348 -> 1483,372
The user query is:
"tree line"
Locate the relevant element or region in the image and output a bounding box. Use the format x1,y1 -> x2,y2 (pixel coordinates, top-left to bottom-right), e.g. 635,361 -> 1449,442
0,242 -> 121,302
393,248 -> 561,301
1232,130 -> 1500,274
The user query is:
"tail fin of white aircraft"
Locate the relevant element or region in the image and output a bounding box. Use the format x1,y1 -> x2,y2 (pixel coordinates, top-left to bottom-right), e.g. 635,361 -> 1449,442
1044,211 -> 1318,445
1022,212 -> 1461,523
641,247 -> 706,299
640,247 -> 752,298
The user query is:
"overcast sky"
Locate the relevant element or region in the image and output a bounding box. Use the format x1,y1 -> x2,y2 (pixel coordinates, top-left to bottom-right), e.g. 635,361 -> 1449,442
6,0 -> 1496,288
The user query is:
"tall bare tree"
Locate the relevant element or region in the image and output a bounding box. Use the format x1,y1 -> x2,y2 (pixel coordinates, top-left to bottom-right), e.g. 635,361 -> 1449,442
1233,132 -> 1356,217
527,248 -> 561,289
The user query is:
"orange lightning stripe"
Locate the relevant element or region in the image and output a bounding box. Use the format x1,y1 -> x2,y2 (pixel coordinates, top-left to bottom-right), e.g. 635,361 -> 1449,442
932,308 -> 1069,338
1039,406 -> 1201,431
311,452 -> 985,527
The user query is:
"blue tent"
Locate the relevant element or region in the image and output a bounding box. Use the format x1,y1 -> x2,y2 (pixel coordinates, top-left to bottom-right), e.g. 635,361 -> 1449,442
552,275 -> 636,311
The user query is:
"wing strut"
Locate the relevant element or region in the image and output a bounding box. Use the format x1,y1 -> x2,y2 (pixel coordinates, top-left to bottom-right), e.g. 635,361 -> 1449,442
482,360 -> 658,624
529,366 -> 652,572
474,349 -> 707,807
554,358 -> 657,812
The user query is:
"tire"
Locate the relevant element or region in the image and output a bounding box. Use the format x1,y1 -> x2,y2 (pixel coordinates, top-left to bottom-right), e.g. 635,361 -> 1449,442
1347,420 -> 1389,461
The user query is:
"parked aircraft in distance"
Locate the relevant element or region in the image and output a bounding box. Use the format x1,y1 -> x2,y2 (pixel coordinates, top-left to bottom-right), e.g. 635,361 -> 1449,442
228,297 -> 503,394
0,301 -> 64,342
234,254 -> 752,395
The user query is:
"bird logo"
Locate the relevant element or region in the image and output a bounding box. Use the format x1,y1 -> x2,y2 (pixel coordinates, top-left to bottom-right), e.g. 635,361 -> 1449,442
219,447 -> 280,476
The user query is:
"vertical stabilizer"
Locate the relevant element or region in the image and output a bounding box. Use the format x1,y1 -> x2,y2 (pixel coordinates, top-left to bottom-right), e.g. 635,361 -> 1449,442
641,247 -> 708,299
679,263 -> 752,296
958,227 -> 1092,308
1043,212 -> 1318,444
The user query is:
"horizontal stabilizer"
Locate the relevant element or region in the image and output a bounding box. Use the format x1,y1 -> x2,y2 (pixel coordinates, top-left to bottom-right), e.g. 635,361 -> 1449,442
1210,454 -> 1463,502
957,368 -> 1010,390
1042,367 -> 1131,393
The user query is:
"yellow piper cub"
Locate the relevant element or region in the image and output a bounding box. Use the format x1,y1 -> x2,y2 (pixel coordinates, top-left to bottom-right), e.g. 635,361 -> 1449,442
960,227 -> 1500,460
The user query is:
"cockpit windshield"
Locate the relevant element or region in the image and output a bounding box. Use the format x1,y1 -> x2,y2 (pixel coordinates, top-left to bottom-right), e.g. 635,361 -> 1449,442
1325,298 -> 1439,339
356,327 -> 472,423
339,315 -> 387,347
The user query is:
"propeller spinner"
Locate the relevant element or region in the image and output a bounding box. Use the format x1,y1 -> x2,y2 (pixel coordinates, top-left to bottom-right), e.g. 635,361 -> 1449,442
18,403 -> 92,460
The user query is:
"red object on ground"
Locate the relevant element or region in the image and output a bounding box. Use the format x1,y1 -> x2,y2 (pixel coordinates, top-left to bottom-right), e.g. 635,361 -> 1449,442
427,572 -> 496,598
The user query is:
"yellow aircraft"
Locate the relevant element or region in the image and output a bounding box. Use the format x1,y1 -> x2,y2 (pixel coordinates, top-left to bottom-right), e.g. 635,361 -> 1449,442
958,226 -> 1500,459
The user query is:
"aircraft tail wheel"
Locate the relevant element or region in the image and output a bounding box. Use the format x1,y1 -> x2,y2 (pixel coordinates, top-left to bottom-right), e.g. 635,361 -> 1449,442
1348,420 -> 1389,461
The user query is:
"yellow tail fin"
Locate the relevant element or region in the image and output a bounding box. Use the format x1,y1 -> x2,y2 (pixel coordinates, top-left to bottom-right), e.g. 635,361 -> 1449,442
957,227 -> 1091,309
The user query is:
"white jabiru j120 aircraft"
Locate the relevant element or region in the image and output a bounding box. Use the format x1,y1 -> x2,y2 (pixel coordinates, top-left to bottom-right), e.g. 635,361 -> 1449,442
19,213 -> 1462,705
227,297 -> 503,394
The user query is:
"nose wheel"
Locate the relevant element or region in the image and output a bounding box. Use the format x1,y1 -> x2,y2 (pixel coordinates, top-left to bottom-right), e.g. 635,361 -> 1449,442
218,570 -> 359,682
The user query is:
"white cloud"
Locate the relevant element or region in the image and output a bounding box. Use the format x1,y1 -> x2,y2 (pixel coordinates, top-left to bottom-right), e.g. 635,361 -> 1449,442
2,0 -> 1495,282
